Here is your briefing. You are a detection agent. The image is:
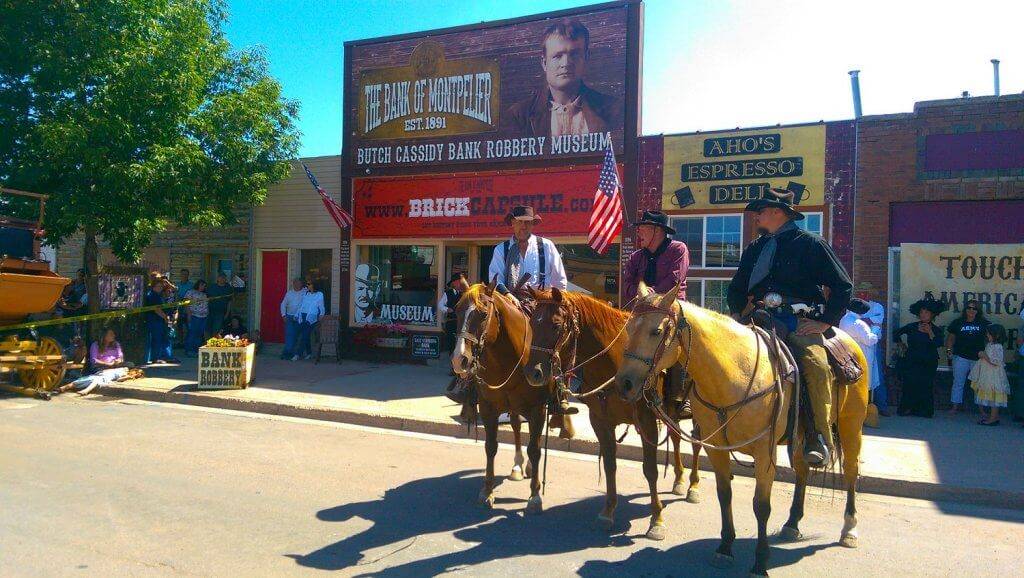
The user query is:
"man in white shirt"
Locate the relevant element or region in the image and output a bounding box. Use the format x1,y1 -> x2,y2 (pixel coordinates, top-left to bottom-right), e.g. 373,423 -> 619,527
487,205 -> 568,300
856,282 -> 888,414
294,280 -> 326,361
841,298 -> 884,417
279,278 -> 307,360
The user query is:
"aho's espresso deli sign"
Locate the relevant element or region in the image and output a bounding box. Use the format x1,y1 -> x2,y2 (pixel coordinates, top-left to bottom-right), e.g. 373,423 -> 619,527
347,4 -> 632,168
662,125 -> 826,211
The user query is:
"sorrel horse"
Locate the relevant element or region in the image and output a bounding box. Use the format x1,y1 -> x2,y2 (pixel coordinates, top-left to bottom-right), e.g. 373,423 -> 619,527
451,281 -> 564,514
523,287 -> 702,540
615,283 -> 868,577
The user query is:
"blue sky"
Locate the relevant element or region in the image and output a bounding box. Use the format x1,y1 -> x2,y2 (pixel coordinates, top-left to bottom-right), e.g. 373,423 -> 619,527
225,0 -> 1022,158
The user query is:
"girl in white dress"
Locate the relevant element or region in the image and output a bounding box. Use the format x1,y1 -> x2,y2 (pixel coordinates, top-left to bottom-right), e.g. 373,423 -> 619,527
969,324 -> 1010,426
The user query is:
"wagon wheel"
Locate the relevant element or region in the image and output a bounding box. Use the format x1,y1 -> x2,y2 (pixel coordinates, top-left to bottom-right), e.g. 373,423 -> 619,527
17,337 -> 66,392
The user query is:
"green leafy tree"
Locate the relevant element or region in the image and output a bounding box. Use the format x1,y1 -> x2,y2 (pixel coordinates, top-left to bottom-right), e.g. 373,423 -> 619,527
0,0 -> 300,312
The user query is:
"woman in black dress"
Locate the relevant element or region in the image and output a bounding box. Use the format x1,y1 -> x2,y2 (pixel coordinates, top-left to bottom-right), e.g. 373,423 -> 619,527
894,297 -> 947,417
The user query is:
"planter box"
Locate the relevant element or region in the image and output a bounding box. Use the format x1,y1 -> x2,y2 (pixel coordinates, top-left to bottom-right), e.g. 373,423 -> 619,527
374,337 -> 408,349
197,343 -> 255,390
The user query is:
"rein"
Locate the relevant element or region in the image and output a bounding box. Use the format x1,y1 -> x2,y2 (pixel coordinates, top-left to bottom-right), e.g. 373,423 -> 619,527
459,293 -> 531,391
625,300 -> 788,455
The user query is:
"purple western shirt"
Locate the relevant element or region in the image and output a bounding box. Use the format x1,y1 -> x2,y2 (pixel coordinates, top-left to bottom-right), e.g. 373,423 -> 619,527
622,240 -> 690,304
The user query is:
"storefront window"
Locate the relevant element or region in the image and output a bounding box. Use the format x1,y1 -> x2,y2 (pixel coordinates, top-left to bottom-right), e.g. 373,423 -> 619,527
671,215 -> 742,268
300,249 -> 333,313
796,212 -> 823,236
689,278 -> 731,315
355,244 -> 439,327
561,243 -> 620,306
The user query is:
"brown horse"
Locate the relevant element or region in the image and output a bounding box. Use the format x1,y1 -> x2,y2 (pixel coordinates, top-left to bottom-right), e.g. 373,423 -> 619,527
450,281 -> 553,514
615,283 -> 868,577
523,287 -> 702,540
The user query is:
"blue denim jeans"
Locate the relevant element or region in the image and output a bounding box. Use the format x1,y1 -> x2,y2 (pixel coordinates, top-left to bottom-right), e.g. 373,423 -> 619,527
186,316 -> 207,354
145,319 -> 170,364
951,355 -> 976,404
282,317 -> 300,359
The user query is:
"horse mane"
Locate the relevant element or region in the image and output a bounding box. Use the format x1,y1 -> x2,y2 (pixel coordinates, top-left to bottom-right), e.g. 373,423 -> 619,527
533,288 -> 629,335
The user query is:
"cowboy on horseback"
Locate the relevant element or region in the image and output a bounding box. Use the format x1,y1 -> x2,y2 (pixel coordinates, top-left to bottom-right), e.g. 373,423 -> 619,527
622,210 -> 692,418
486,204 -> 572,414
727,188 -> 853,468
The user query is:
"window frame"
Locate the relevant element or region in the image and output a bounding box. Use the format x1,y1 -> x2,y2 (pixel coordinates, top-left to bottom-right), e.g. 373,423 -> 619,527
796,212 -> 824,236
670,213 -> 744,270
687,277 -> 733,315
350,240 -> 444,331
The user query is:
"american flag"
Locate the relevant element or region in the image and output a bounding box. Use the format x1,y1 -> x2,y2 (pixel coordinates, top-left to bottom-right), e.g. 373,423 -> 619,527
302,163 -> 354,229
587,145 -> 623,254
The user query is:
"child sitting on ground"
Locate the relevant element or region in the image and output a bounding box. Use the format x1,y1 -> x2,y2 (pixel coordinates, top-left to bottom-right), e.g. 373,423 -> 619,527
969,324 -> 1010,426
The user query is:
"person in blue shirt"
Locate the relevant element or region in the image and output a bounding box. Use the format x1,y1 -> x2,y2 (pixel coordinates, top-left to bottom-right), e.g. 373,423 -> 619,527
144,276 -> 179,365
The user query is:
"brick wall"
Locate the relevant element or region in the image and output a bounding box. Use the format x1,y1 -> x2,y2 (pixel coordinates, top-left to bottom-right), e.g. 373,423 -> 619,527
825,121 -> 856,272
854,94 -> 1024,297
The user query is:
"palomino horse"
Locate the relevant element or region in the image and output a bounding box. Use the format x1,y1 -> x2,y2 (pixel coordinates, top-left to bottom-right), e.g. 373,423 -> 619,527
451,281 -> 564,514
523,287 -> 702,540
615,283 -> 868,577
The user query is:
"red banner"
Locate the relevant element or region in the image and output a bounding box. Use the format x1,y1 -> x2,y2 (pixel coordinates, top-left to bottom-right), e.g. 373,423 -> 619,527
352,167 -> 615,239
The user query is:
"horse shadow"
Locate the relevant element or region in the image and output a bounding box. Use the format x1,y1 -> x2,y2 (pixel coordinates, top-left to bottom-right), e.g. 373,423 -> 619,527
577,537 -> 834,577
288,468 -> 682,574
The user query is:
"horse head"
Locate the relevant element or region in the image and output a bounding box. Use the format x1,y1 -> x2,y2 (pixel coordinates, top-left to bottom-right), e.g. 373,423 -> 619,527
615,281 -> 686,404
524,286 -> 576,389
450,281 -> 499,378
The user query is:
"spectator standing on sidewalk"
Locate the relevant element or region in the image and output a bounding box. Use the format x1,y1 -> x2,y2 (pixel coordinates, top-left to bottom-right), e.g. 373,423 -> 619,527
945,300 -> 990,414
143,276 -> 178,364
895,297 -> 946,418
1010,309 -> 1024,425
856,282 -> 889,415
206,273 -> 235,335
440,273 -> 469,353
174,269 -> 194,347
293,280 -> 325,361
184,280 -> 209,356
279,278 -> 307,360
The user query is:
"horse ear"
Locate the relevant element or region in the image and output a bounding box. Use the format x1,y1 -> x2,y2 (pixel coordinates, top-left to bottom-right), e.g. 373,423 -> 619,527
657,281 -> 682,309
486,275 -> 498,296
551,286 -> 563,302
637,281 -> 651,299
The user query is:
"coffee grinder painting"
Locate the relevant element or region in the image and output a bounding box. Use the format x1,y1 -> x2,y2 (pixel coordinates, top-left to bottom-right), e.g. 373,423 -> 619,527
99,275 -> 144,310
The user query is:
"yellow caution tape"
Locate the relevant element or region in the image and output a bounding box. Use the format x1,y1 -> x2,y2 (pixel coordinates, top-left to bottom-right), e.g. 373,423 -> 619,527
0,293 -> 236,332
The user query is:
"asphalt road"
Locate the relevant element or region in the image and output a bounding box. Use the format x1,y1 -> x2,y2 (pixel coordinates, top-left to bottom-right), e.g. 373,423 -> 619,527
2,394 -> 1022,577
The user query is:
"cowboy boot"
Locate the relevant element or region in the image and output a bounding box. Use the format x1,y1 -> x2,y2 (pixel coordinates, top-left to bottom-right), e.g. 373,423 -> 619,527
550,384 -> 579,415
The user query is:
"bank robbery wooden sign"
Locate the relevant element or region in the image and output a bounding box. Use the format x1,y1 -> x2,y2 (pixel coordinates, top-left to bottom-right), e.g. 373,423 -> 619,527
347,5 -> 630,168
352,166 -> 606,239
661,125 -> 826,211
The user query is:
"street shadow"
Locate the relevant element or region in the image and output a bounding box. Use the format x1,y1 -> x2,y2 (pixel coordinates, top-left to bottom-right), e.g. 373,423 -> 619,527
288,469 -> 681,574
577,537 -> 834,577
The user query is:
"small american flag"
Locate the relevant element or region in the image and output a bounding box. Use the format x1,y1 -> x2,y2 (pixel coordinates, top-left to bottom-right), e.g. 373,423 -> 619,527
302,163 -> 354,229
587,145 -> 623,254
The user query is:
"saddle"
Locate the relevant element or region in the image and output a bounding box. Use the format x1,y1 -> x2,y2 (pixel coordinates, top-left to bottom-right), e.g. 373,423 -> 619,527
822,334 -> 863,385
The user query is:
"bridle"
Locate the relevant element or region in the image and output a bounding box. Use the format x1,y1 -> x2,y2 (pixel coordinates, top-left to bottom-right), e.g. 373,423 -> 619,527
528,298 -> 581,390
620,298 -> 791,456
457,292 -> 530,391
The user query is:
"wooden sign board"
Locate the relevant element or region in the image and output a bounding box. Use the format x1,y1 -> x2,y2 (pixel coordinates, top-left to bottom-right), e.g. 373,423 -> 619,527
197,344 -> 255,390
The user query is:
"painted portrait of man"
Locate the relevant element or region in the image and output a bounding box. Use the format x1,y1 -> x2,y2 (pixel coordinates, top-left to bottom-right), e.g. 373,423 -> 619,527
504,18 -> 622,139
354,263 -> 382,323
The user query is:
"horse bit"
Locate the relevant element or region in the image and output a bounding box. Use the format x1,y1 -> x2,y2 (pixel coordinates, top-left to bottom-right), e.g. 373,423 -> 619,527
528,299 -> 581,404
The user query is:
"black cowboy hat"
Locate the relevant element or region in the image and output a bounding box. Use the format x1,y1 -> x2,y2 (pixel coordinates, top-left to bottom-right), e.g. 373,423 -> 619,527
848,298 -> 871,315
448,272 -> 466,284
909,296 -> 948,317
505,205 -> 543,225
744,187 -> 805,221
631,210 -> 676,235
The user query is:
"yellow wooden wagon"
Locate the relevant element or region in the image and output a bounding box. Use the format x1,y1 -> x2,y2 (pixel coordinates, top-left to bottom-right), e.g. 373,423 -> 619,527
0,188 -> 72,399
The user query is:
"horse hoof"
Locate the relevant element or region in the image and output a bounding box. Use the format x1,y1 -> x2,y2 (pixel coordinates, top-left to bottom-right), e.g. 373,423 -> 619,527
508,468 -> 524,482
595,514 -> 614,531
671,483 -> 686,496
778,526 -> 802,542
685,489 -> 702,504
710,553 -> 735,569
840,533 -> 859,548
525,496 -> 543,515
646,524 -> 667,541
477,493 -> 494,509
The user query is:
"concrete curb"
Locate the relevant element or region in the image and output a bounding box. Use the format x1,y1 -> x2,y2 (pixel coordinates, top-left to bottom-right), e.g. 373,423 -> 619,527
94,383 -> 1024,511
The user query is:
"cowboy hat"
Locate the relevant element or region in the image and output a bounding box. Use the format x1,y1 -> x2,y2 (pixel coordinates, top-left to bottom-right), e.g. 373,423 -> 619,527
505,205 -> 543,225
744,187 -> 805,221
848,298 -> 871,315
908,296 -> 948,317
631,210 -> 676,235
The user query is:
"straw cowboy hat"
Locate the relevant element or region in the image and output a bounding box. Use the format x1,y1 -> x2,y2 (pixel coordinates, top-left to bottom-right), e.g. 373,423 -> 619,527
744,187 -> 805,221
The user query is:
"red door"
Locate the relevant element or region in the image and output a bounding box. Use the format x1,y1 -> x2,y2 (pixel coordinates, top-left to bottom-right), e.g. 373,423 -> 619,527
260,251 -> 288,343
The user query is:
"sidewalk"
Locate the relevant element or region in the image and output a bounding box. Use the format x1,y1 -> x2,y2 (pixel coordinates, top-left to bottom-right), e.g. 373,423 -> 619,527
94,347 -> 1024,510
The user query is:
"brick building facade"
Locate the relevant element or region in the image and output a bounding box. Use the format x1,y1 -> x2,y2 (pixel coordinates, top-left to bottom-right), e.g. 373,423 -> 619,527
854,94 -> 1024,306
